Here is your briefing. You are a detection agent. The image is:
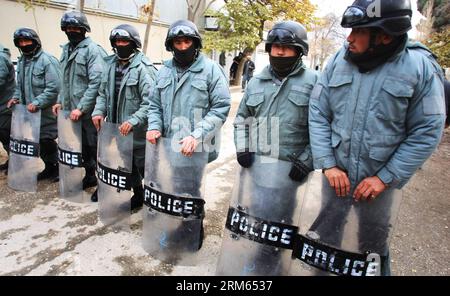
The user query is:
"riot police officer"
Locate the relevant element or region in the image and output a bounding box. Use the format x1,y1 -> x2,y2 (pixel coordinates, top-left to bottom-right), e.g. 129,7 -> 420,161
52,11 -> 107,197
222,21 -> 317,276
308,0 -> 446,275
0,43 -> 16,172
235,21 -> 317,180
146,20 -> 231,249
8,28 -> 61,181
92,24 -> 157,210
147,19 -> 230,161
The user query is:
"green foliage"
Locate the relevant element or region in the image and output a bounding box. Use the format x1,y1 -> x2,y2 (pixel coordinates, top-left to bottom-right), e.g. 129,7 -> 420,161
426,28 -> 450,68
18,0 -> 49,11
203,0 -> 316,53
417,0 -> 450,67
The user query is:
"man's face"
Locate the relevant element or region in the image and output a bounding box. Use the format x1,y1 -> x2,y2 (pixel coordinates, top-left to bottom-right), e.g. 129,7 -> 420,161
173,37 -> 193,51
347,28 -> 372,54
270,44 -> 297,57
347,27 -> 393,54
18,39 -> 33,47
66,26 -> 82,33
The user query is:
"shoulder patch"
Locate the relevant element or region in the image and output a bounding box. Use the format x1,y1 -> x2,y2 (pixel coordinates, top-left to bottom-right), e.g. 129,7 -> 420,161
310,84 -> 323,100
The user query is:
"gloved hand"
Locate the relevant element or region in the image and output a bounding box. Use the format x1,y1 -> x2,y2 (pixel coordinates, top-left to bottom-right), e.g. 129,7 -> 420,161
288,155 -> 312,182
236,151 -> 255,168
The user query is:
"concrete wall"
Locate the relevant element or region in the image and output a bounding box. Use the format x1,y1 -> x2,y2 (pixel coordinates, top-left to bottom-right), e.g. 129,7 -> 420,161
0,0 -> 173,63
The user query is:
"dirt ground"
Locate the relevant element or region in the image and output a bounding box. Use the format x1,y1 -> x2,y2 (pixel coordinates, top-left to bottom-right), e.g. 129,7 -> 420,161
0,89 -> 448,276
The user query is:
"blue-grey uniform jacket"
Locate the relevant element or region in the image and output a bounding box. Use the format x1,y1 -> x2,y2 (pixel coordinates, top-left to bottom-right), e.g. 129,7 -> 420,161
13,49 -> 61,139
92,52 -> 157,149
58,37 -> 107,116
234,62 -> 318,167
148,53 -> 231,162
309,41 -> 446,190
0,44 -> 16,115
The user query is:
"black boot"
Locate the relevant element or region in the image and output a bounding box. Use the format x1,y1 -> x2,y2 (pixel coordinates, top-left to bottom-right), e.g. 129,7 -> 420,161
38,162 -> 59,182
83,167 -> 97,190
130,186 -> 144,212
0,160 -> 8,171
91,189 -> 98,202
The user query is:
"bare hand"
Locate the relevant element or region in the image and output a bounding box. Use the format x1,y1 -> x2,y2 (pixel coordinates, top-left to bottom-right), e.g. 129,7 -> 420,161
119,121 -> 133,136
92,115 -> 104,131
27,103 -> 39,113
7,99 -> 19,109
324,167 -> 351,197
146,130 -> 162,145
70,109 -> 83,121
353,176 -> 387,201
52,104 -> 62,116
179,136 -> 199,157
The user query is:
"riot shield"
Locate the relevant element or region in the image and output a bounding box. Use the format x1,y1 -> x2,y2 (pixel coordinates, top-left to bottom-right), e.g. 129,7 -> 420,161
215,155 -> 306,276
7,104 -> 41,192
288,171 -> 402,276
97,122 -> 133,229
142,137 -> 208,266
58,111 -> 85,202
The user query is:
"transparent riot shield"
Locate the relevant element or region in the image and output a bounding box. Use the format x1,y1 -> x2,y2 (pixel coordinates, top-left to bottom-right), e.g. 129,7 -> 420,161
58,111 -> 85,202
142,137 -> 208,266
7,104 -> 41,192
97,122 -> 133,229
288,171 -> 402,276
215,155 -> 306,276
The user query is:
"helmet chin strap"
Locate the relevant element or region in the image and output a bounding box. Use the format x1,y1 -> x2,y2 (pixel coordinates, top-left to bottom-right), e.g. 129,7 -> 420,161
367,29 -> 379,52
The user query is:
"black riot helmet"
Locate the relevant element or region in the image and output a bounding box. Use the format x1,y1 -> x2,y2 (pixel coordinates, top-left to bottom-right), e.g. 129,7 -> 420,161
61,10 -> 91,32
13,27 -> 42,48
110,24 -> 142,49
341,0 -> 412,36
165,20 -> 202,51
265,21 -> 309,56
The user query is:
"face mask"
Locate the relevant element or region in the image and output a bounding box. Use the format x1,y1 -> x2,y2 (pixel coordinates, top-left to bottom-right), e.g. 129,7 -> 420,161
115,45 -> 136,60
173,45 -> 197,68
66,31 -> 86,46
345,34 -> 407,73
269,55 -> 300,78
19,43 -> 38,56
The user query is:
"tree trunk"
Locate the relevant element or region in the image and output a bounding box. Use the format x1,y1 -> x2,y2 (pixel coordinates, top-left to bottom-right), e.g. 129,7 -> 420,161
143,0 -> 156,55
78,0 -> 85,12
234,57 -> 247,87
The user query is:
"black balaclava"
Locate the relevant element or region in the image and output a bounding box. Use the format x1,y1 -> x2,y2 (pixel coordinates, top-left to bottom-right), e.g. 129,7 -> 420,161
173,43 -> 198,68
269,47 -> 302,79
66,31 -> 86,47
115,44 -> 136,61
345,30 -> 408,73
19,40 -> 39,57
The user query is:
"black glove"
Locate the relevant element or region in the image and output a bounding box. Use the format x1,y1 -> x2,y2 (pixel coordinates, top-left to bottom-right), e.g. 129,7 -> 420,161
237,151 -> 255,168
288,155 -> 312,182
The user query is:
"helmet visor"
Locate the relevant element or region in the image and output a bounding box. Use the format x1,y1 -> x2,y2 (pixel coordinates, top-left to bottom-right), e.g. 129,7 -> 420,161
267,28 -> 296,44
168,25 -> 197,38
341,6 -> 369,27
111,29 -> 131,39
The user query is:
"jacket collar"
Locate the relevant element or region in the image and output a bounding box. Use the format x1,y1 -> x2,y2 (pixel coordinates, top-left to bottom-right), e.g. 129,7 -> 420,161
255,60 -> 306,80
20,48 -> 43,62
68,37 -> 91,50
164,53 -> 205,73
105,51 -> 144,69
